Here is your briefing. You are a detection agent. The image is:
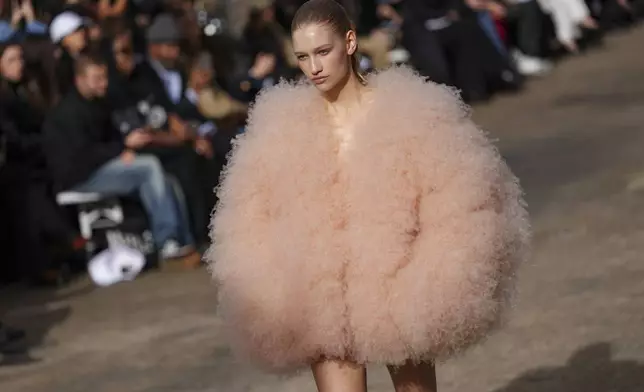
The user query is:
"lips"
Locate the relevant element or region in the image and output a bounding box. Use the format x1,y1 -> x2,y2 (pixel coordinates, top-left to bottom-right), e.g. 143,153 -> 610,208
312,76 -> 328,85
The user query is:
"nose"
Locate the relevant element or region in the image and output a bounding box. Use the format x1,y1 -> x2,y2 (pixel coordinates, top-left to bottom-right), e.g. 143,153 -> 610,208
310,57 -> 322,75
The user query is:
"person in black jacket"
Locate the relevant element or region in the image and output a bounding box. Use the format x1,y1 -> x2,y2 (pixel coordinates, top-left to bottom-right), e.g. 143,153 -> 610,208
42,52 -> 197,263
176,52 -> 235,218
0,42 -> 80,283
124,14 -> 212,247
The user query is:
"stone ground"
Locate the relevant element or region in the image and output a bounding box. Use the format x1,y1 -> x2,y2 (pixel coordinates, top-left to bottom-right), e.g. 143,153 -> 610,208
2,26 -> 644,392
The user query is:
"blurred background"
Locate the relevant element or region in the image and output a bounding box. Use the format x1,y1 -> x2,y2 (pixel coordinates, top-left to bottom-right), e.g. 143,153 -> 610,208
1,0 -> 644,390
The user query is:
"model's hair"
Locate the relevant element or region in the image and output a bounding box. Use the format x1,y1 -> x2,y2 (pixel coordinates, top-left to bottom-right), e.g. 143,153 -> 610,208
291,0 -> 366,85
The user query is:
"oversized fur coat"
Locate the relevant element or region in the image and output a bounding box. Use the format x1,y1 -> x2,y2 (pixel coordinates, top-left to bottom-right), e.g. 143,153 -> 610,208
207,66 -> 530,371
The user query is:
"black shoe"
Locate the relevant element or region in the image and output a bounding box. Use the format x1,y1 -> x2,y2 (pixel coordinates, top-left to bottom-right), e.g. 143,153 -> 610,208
0,323 -> 26,349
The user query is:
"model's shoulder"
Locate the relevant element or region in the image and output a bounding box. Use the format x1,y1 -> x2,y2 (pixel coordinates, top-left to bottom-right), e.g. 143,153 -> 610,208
369,66 -> 470,121
249,78 -> 317,122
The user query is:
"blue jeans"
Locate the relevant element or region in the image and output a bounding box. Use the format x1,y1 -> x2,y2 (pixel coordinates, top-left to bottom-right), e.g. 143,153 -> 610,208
71,155 -> 191,247
477,11 -> 508,57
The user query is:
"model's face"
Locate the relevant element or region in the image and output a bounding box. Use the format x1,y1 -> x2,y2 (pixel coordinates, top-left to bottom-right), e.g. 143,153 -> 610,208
292,23 -> 356,93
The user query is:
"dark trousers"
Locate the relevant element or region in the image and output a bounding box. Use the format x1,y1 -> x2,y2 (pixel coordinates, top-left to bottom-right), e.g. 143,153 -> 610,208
402,20 -> 488,101
463,13 -> 524,93
596,0 -> 636,29
0,168 -> 75,280
506,0 -> 549,57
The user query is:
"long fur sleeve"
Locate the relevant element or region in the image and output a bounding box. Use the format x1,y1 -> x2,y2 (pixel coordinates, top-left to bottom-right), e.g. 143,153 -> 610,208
390,94 -> 529,359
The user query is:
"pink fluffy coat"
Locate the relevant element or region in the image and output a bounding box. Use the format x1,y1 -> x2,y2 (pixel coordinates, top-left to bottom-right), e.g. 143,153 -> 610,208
207,67 -> 530,371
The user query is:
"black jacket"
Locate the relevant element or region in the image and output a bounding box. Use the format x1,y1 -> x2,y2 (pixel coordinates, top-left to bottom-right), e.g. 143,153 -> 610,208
42,88 -> 124,190
129,60 -> 185,113
175,95 -> 207,125
402,0 -> 460,24
55,49 -> 76,99
0,81 -> 48,176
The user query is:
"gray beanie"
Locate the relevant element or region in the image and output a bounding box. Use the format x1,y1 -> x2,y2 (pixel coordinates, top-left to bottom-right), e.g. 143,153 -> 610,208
194,52 -> 213,70
146,14 -> 181,44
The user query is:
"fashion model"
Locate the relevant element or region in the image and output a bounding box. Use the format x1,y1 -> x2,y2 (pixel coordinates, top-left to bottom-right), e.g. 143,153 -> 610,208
207,0 -> 530,391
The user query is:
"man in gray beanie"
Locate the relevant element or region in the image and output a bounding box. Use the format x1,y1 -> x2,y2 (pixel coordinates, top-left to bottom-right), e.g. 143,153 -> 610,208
142,13 -> 184,106
127,14 -> 213,249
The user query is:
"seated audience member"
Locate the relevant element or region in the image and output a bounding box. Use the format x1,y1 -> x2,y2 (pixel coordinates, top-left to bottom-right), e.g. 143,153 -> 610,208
177,52 -> 238,212
0,0 -> 47,43
0,42 -> 81,283
345,0 -> 396,70
176,52 -> 219,155
117,15 -> 211,247
458,0 -> 524,93
223,50 -> 277,103
49,11 -> 88,98
538,0 -> 599,53
243,0 -> 299,78
400,0 -> 490,101
130,13 -> 186,115
42,52 -> 199,266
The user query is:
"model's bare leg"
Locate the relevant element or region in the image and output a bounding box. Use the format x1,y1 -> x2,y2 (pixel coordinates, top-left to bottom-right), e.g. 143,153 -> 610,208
387,360 -> 437,392
312,359 -> 367,392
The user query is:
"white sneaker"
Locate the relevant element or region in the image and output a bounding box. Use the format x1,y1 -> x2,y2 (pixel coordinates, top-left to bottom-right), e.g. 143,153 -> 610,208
160,239 -> 192,260
513,50 -> 553,76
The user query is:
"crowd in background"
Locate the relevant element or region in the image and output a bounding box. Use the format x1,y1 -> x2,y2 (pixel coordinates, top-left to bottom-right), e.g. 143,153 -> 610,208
0,0 -> 642,287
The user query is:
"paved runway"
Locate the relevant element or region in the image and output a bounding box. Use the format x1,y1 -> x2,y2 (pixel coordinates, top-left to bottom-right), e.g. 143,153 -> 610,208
2,25 -> 644,392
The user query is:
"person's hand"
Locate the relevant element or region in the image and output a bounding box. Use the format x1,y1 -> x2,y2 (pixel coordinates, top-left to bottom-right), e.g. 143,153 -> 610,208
195,137 -> 214,159
120,149 -> 136,164
465,0 -> 488,10
376,4 -> 403,24
169,115 -> 196,141
124,129 -> 152,149
617,0 -> 631,10
486,1 -> 507,18
10,1 -> 23,27
135,14 -> 150,27
20,0 -> 35,22
249,53 -> 276,80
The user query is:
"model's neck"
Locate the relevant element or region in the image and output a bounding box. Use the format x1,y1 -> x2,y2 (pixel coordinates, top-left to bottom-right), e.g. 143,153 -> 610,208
323,73 -> 366,125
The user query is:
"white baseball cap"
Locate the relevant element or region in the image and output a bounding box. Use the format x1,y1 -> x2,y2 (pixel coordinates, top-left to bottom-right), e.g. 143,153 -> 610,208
49,11 -> 84,44
88,245 -> 145,287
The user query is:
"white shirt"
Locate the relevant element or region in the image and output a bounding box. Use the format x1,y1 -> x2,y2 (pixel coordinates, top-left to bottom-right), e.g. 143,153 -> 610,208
150,60 -> 183,105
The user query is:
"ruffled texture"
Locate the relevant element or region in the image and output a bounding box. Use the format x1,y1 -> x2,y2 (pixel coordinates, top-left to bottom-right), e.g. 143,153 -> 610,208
206,66 -> 530,372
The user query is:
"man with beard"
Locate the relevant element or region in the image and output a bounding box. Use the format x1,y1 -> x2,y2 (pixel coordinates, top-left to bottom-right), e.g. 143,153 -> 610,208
127,14 -> 211,250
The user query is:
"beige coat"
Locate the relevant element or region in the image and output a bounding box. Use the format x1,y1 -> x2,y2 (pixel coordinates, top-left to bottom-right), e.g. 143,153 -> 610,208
207,67 -> 530,371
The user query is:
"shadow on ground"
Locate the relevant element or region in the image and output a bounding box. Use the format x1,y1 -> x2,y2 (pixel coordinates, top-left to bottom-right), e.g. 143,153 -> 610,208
0,284 -> 88,367
493,343 -> 644,392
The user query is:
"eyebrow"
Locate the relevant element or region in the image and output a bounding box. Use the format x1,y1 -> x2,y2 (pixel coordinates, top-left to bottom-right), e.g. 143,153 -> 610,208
294,44 -> 332,56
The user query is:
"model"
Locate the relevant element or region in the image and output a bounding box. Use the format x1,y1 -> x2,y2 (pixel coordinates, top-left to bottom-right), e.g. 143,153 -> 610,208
207,0 -> 530,391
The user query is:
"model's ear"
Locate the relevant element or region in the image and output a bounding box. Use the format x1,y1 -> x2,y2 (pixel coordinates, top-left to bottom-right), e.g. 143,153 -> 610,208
346,30 -> 358,56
